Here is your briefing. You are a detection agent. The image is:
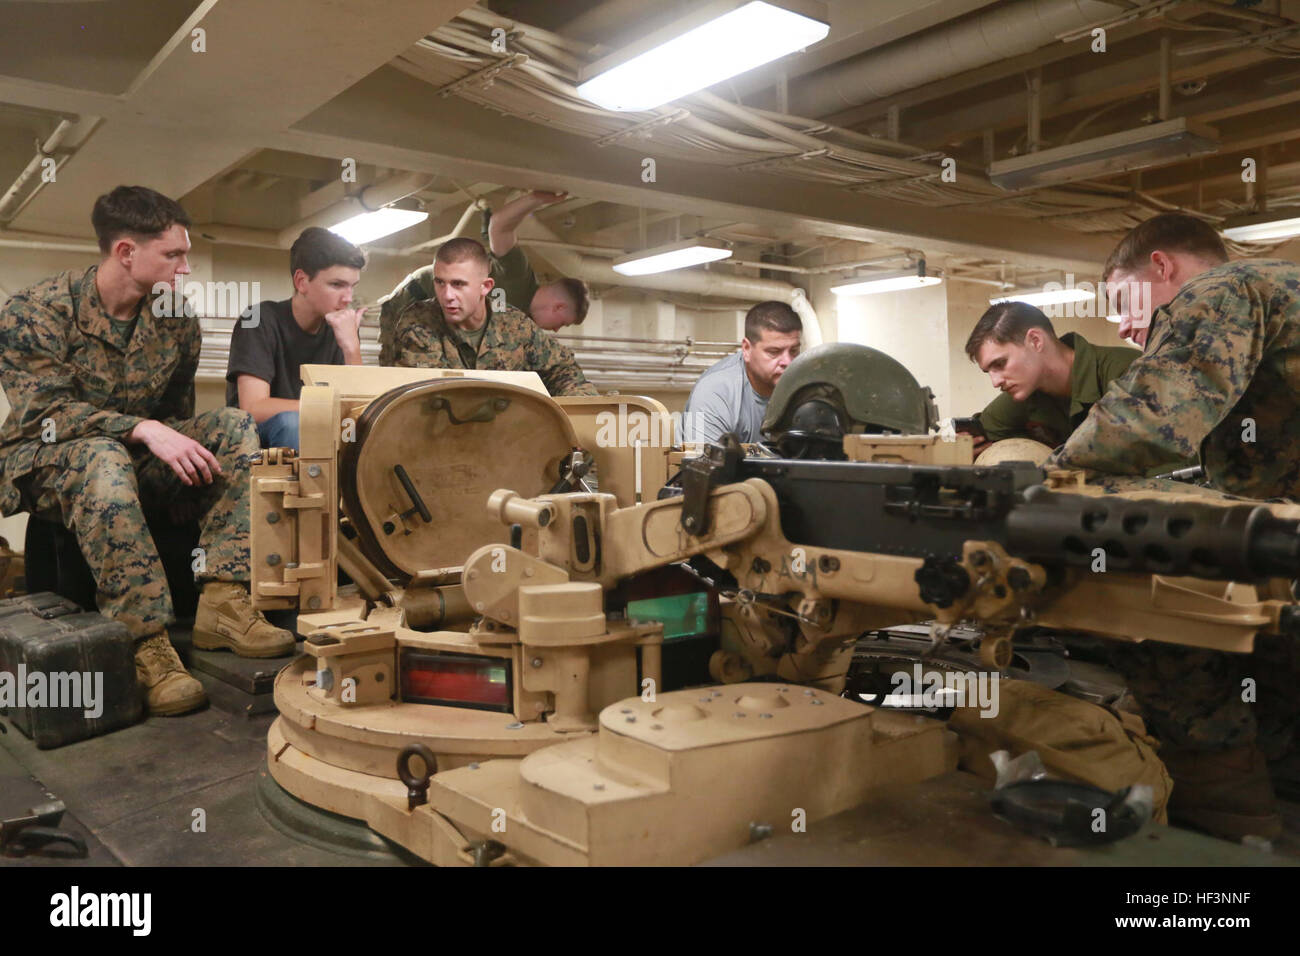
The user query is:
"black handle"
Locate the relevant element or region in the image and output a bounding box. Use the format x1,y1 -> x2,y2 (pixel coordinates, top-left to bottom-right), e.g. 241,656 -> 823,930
394,465 -> 432,523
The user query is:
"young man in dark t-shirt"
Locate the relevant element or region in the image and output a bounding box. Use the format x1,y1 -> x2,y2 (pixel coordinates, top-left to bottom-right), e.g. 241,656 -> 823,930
226,227 -> 366,450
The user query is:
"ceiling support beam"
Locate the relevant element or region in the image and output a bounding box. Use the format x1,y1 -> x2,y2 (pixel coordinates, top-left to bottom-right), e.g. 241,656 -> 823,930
2,0 -> 468,235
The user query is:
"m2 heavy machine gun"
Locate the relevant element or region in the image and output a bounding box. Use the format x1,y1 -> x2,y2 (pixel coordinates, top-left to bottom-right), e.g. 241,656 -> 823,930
251,366 -> 1300,866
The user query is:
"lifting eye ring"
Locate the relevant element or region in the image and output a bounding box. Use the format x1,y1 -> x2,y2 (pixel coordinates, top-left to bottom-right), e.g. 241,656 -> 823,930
397,743 -> 439,810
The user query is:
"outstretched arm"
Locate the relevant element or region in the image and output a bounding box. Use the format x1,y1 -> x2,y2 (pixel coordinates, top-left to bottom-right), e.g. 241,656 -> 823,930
487,190 -> 568,257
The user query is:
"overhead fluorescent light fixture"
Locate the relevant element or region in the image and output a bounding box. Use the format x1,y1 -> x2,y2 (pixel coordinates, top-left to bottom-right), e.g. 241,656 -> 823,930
987,118 -> 1219,190
612,237 -> 733,276
831,261 -> 942,296
1222,211 -> 1300,243
989,287 -> 1094,307
329,205 -> 428,246
577,0 -> 830,112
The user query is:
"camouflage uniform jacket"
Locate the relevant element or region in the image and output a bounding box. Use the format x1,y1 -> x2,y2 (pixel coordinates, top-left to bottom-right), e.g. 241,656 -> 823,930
0,265 -> 199,515
394,298 -> 597,397
1049,259 -> 1300,498
378,246 -> 539,366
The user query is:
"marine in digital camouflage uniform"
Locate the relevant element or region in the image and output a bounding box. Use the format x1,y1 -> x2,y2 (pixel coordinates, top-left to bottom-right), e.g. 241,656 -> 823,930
379,245 -> 537,366
0,265 -> 259,639
394,296 -> 597,397
1051,260 -> 1300,500
1048,256 -> 1300,832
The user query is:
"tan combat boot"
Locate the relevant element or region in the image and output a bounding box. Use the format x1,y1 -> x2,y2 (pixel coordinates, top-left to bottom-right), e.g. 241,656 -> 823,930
1163,746 -> 1284,842
192,581 -> 295,658
135,633 -> 207,716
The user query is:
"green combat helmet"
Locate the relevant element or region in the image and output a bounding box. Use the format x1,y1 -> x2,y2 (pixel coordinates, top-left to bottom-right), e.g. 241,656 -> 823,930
761,343 -> 939,459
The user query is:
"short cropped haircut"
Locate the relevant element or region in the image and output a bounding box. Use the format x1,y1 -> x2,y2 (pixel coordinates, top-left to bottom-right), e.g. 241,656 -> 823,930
436,237 -> 492,272
1103,212 -> 1228,281
744,300 -> 802,342
551,277 -> 590,324
965,301 -> 1057,362
91,185 -> 191,254
289,227 -> 365,279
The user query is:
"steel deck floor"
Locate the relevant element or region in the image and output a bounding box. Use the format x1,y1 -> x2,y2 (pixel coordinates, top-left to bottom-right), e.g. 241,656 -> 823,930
0,628 -> 401,867
2,630 -> 1297,867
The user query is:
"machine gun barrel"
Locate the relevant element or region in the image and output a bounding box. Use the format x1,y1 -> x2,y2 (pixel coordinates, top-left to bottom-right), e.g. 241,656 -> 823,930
724,457 -> 1300,583
1005,485 -> 1300,581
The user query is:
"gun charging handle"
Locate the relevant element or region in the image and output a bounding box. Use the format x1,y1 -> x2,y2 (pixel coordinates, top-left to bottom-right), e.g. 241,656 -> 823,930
487,489 -> 554,530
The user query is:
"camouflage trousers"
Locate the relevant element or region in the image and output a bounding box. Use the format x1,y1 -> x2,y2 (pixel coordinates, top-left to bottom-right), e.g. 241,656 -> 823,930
1103,638 -> 1298,758
1090,475 -> 1299,757
18,408 -> 259,639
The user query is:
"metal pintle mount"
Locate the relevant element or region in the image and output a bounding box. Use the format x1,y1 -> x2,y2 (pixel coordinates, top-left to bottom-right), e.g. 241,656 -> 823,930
679,434 -> 744,537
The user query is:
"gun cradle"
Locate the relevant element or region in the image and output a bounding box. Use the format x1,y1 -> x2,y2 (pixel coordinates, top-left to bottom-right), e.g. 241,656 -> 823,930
467,477 -> 1294,678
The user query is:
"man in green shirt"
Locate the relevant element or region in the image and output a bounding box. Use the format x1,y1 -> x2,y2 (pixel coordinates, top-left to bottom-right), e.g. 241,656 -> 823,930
378,190 -> 589,364
965,302 -> 1175,468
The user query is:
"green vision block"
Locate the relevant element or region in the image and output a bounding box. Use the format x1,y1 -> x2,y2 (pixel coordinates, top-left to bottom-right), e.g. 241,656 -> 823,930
627,592 -> 709,641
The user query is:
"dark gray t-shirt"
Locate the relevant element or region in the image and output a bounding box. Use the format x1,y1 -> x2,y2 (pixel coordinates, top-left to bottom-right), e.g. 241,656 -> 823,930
683,350 -> 769,444
225,299 -> 345,407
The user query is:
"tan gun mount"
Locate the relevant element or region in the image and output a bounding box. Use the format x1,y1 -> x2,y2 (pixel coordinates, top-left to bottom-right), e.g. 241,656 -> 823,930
254,371 -> 1300,865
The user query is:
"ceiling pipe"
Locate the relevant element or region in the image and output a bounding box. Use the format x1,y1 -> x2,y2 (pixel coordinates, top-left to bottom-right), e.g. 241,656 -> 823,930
519,237 -> 626,256
187,221 -> 820,316
400,199 -> 487,255
726,252 -> 919,275
0,233 -> 99,254
564,252 -> 824,347
529,237 -> 787,297
275,171 -> 434,247
196,223 -> 430,258
0,119 -> 76,223
193,223 -> 284,250
508,218 -> 825,344
945,274 -> 1010,288
789,0 -> 1126,118
789,288 -> 822,348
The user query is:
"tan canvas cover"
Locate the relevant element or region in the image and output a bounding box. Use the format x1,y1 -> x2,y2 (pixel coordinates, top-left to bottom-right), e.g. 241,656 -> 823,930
949,678 -> 1174,823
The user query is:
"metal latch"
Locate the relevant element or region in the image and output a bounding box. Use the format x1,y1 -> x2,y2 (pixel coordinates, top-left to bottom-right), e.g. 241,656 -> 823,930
549,447 -> 594,494
255,477 -> 325,510
679,434 -> 743,536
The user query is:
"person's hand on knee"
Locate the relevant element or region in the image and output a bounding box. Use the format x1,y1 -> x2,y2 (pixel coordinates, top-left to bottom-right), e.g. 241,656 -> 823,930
130,420 -> 223,486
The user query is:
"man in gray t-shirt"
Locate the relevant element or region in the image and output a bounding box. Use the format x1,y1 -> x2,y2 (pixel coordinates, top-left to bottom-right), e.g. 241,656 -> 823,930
684,301 -> 802,445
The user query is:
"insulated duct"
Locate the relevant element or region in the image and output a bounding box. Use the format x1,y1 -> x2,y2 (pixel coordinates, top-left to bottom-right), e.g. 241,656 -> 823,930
789,0 -> 1125,118
494,208 -> 824,340
570,253 -> 823,346
400,199 -> 488,255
